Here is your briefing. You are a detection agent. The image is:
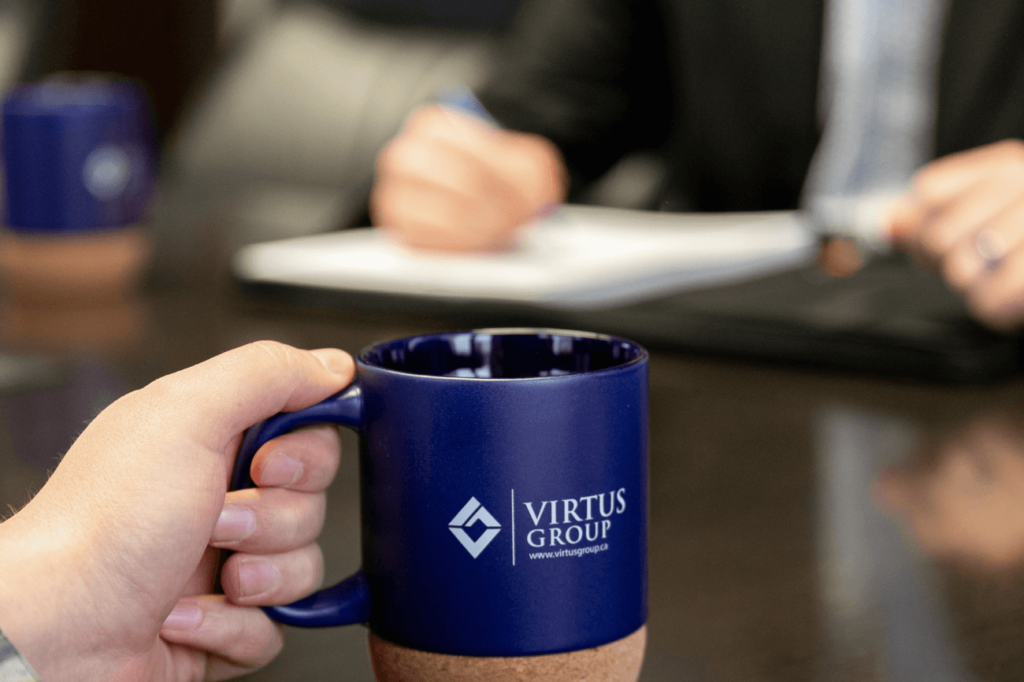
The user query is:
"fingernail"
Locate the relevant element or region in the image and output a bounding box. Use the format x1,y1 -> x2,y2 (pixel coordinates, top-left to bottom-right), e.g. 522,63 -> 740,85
211,504 -> 255,545
260,454 -> 303,487
162,603 -> 203,631
310,349 -> 352,377
238,560 -> 280,598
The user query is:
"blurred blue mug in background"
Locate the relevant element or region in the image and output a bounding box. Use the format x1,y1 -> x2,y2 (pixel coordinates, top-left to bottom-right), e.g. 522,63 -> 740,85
0,75 -> 156,348
3,75 -> 156,236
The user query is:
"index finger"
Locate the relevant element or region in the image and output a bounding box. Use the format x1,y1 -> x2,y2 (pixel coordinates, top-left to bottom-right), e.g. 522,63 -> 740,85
131,342 -> 354,456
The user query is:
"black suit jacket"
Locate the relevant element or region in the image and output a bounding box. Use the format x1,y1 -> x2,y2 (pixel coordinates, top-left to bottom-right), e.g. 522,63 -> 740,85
479,0 -> 1024,211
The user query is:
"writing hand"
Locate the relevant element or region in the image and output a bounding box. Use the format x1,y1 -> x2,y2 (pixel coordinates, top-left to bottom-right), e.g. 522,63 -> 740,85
370,104 -> 566,252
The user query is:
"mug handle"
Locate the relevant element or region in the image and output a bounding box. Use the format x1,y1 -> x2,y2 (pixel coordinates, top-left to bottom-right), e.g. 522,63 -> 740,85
229,382 -> 370,628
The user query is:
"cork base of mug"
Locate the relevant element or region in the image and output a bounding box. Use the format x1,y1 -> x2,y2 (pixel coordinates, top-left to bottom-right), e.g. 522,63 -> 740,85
369,625 -> 646,682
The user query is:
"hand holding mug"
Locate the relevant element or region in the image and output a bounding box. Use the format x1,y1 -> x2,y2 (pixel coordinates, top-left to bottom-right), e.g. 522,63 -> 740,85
0,342 -> 352,682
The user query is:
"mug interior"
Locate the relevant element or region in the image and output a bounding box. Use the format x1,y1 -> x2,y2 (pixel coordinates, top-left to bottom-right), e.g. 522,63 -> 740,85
360,329 -> 645,379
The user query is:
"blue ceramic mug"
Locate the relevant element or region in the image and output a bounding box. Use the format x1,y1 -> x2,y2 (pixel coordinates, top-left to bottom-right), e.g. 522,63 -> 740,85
231,328 -> 649,657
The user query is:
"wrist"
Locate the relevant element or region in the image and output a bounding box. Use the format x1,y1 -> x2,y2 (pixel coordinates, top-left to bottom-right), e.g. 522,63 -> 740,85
0,627 -> 41,681
0,514 -> 56,678
0,511 -> 105,681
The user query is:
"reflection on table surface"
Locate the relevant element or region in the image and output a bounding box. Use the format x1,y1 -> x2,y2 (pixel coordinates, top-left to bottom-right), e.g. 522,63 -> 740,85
3,277 -> 1024,681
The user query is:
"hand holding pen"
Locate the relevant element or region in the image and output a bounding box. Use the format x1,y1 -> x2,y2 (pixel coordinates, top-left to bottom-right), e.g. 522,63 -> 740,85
370,88 -> 566,252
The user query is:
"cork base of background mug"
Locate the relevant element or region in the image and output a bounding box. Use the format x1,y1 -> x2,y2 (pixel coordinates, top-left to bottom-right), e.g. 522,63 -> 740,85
0,227 -> 151,304
0,228 -> 150,351
369,625 -> 646,682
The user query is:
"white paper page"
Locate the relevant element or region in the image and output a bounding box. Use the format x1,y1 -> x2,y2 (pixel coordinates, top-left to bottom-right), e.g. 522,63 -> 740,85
232,207 -> 819,309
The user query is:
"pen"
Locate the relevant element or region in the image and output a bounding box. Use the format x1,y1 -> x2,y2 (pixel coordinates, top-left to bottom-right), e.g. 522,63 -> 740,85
437,85 -> 499,127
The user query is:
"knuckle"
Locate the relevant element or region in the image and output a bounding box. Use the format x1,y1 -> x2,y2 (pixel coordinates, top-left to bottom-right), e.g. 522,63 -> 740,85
117,379 -> 168,413
245,340 -> 298,365
236,341 -> 309,377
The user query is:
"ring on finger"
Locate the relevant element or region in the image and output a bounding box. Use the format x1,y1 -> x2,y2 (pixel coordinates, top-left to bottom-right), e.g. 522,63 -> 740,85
975,228 -> 1007,271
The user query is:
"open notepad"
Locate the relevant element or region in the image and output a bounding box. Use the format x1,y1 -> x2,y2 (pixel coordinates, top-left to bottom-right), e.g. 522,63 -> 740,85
231,206 -> 819,310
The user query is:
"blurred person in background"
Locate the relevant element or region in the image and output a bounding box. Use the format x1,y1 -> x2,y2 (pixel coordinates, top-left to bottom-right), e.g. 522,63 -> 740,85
371,0 -> 1024,330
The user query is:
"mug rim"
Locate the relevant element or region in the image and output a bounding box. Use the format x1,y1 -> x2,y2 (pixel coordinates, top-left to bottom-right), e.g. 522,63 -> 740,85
356,327 -> 648,381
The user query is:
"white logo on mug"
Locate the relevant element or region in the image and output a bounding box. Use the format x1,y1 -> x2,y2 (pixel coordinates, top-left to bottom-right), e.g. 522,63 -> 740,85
83,145 -> 131,200
449,497 -> 501,558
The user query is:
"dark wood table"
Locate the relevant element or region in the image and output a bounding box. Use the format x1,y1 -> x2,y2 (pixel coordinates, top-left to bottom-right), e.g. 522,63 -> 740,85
3,272 -> 1024,681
